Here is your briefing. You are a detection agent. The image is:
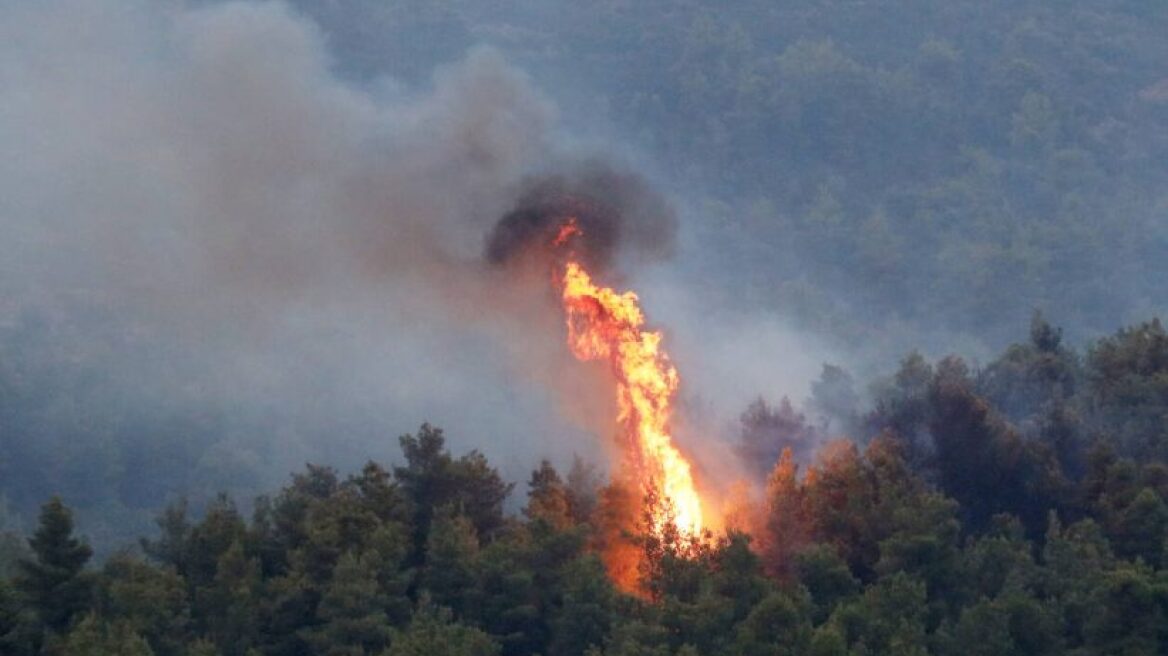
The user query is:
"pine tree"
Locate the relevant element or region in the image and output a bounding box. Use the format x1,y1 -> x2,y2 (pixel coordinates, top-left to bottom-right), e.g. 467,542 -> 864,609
55,614 -> 154,656
15,497 -> 93,634
420,509 -> 480,619
385,599 -> 500,656
302,551 -> 393,655
200,540 -> 260,656
0,578 -> 34,656
99,553 -> 191,656
548,556 -> 614,656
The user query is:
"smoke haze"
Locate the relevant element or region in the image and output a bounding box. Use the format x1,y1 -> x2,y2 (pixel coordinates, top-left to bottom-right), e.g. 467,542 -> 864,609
4,0 -> 1164,550
0,2 -> 586,540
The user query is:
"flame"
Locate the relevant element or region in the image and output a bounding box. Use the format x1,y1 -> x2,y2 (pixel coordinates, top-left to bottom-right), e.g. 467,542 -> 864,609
553,221 -> 703,537
553,218 -> 582,247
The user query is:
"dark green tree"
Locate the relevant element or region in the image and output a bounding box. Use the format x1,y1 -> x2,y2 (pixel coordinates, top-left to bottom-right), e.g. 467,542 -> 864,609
547,556 -> 615,656
0,578 -> 34,656
140,499 -> 191,575
395,424 -> 513,562
732,590 -> 814,656
55,613 -> 154,656
16,496 -> 93,634
420,508 -> 480,619
1111,487 -> 1168,565
302,551 -> 393,655
824,573 -> 929,656
184,494 -> 247,591
385,600 -> 500,656
200,540 -> 260,656
97,553 -> 191,656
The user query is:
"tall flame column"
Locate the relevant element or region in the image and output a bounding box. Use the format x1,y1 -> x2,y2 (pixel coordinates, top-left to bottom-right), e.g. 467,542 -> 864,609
553,221 -> 703,536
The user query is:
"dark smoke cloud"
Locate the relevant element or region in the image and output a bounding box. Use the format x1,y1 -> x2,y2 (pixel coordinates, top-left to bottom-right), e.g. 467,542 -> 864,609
485,163 -> 678,271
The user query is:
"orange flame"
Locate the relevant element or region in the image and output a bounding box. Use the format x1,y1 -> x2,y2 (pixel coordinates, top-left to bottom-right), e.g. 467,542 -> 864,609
553,221 -> 703,537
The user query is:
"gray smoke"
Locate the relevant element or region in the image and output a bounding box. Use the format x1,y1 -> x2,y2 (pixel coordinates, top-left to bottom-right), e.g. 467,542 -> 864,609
0,0 -> 614,540
0,0 -> 836,548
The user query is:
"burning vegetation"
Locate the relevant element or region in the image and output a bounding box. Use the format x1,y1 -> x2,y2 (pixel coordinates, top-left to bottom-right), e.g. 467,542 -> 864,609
554,223 -> 702,538
486,172 -> 710,588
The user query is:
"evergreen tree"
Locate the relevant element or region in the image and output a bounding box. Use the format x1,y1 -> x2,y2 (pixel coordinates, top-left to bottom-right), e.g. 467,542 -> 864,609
141,499 -> 191,575
98,553 -> 191,656
303,551 -> 393,655
395,424 -> 513,561
55,614 -> 155,656
0,578 -> 34,656
1080,562 -> 1168,654
200,540 -> 260,656
1111,487 -> 1168,565
732,591 -> 814,656
420,509 -> 480,619
184,495 -> 247,591
15,496 -> 93,634
824,573 -> 929,656
385,600 -> 500,656
548,556 -> 615,656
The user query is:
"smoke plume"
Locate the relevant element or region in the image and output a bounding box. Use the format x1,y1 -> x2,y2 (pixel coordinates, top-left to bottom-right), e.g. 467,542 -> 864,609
0,0 -> 831,549
0,0 -> 628,537
485,164 -> 678,272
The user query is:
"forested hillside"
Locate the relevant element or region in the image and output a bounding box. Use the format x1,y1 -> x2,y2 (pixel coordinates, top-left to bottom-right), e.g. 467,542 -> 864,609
4,315 -> 1168,655
293,0 -> 1168,349
4,0 -> 1168,653
1,0 -> 1165,555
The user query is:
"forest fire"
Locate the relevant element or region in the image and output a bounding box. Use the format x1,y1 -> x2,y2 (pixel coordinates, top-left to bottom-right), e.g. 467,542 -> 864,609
552,219 -> 704,537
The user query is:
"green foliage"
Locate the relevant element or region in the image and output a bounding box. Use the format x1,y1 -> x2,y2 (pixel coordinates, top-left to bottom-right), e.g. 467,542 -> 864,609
384,601 -> 500,656
420,509 -> 480,619
55,613 -> 155,656
302,551 -> 394,655
794,545 -> 859,622
15,312 -> 1168,656
1080,563 -> 1168,654
16,496 -> 93,635
97,553 -> 191,656
0,577 -> 35,656
547,556 -> 614,656
1087,319 -> 1168,460
826,573 -> 929,656
395,424 -> 514,563
731,591 -> 813,656
200,540 -> 260,656
4,0 -> 1168,571
936,593 -> 1060,656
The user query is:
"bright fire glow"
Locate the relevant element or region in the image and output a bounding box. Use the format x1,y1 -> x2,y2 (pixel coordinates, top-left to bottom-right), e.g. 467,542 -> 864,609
553,222 -> 703,536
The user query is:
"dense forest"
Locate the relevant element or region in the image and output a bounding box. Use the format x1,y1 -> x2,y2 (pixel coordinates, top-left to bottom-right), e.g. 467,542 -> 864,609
292,0 -> 1168,351
4,0 -> 1168,653
2,0 -> 1165,551
5,314 -> 1168,654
